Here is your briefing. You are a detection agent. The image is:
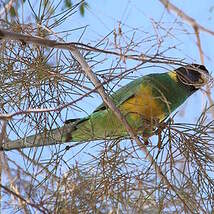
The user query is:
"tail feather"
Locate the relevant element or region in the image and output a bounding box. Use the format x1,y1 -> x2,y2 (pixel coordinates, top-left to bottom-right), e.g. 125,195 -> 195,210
2,118 -> 86,151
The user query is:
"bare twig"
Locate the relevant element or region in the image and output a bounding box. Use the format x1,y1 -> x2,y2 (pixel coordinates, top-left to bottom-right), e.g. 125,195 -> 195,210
159,0 -> 214,36
0,0 -> 16,17
70,48 -> 194,212
0,183 -> 48,213
160,0 -> 214,120
0,27 -> 204,212
0,28 -> 184,65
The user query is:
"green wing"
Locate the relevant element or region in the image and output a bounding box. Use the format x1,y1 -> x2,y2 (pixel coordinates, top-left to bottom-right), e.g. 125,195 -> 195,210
93,76 -> 145,112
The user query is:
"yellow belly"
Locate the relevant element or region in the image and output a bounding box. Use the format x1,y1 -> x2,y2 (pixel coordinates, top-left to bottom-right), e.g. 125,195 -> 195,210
120,85 -> 166,121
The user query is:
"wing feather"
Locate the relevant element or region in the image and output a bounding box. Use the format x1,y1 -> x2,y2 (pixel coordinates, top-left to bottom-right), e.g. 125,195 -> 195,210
93,76 -> 145,112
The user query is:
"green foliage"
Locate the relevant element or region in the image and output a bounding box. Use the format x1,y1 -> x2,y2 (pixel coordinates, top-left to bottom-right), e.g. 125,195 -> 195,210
3,0 -> 89,20
9,6 -> 16,17
65,0 -> 72,8
80,1 -> 89,16
64,0 -> 89,16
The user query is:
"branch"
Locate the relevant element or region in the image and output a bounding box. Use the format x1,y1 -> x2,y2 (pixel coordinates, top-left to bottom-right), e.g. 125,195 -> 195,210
159,0 -> 214,36
0,29 -> 197,211
0,183 -> 48,213
0,28 -> 184,65
70,48 -> 195,212
0,0 -> 16,17
160,0 -> 214,120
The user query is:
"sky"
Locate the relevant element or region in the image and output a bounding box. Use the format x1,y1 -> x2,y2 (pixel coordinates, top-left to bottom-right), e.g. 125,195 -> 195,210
3,0 -> 214,202
2,1 -> 212,158
36,0 -> 214,166
4,0 -> 213,161
67,0 -> 214,120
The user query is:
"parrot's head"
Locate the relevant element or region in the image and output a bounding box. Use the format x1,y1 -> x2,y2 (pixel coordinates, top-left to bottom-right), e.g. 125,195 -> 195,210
175,64 -> 210,91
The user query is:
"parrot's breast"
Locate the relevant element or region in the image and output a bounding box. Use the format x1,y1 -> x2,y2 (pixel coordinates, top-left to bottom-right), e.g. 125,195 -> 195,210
120,85 -> 166,122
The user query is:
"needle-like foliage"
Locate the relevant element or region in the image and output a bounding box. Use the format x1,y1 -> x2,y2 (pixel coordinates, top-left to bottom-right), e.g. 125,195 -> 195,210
0,0 -> 213,213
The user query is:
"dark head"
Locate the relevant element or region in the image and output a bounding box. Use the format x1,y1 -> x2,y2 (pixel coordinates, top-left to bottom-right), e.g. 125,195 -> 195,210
175,64 -> 210,91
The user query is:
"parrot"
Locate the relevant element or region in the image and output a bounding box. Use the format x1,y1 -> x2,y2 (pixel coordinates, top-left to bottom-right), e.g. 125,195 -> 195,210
3,64 -> 210,150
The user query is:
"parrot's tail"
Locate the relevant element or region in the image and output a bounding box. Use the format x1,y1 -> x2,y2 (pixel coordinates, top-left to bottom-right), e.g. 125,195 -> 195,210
2,118 -> 87,151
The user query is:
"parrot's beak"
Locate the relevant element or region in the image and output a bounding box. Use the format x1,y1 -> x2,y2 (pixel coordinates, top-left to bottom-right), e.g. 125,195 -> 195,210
200,71 -> 212,86
199,73 -> 209,85
195,67 -> 211,88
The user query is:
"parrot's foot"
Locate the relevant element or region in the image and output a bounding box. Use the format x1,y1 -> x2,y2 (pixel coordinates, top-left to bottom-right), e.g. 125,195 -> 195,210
155,117 -> 173,135
155,118 -> 174,149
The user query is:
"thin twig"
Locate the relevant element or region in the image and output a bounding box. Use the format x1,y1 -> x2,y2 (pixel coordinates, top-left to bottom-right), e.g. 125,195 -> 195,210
0,0 -> 16,17
70,48 -> 194,212
0,183 -> 48,213
160,0 -> 214,122
159,0 -> 214,36
0,27 -> 200,212
0,28 -> 184,65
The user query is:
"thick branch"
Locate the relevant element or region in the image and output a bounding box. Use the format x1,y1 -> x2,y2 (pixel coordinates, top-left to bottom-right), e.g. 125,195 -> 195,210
0,28 -> 184,65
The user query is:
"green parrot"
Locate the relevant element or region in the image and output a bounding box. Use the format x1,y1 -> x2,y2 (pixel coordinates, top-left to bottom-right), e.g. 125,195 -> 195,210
3,64 -> 210,150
